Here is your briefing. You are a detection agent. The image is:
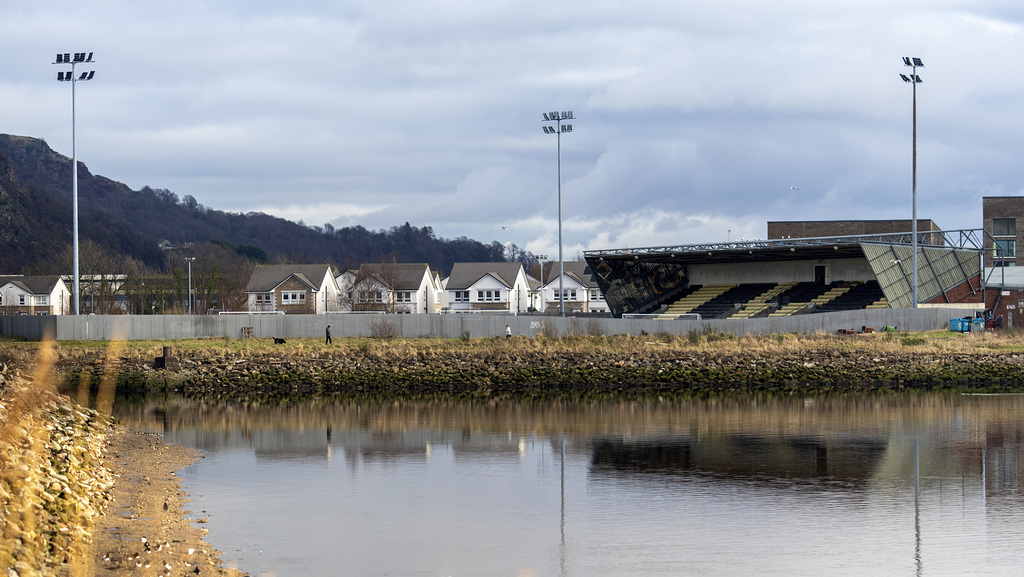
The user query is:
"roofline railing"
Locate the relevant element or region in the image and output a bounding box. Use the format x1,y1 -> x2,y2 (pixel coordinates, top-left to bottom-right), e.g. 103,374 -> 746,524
583,229 -> 987,258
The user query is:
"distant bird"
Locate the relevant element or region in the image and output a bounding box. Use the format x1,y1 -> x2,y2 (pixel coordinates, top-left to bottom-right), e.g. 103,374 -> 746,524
890,259 -> 902,265
790,186 -> 799,190
501,225 -> 508,230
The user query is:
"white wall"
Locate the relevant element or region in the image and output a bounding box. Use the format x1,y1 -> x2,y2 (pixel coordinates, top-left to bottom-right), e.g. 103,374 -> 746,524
688,258 -> 875,285
0,307 -> 978,341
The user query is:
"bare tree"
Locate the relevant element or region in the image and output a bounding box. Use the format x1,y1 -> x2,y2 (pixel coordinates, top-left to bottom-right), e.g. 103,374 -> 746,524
353,254 -> 402,313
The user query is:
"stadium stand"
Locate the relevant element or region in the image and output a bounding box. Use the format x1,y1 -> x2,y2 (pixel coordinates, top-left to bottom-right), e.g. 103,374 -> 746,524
658,284 -> 734,318
728,282 -> 798,319
691,283 -> 778,319
817,281 -> 886,313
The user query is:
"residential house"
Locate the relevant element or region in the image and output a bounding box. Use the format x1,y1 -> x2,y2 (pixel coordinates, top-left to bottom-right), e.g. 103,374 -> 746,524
541,261 -> 609,314
245,264 -> 340,314
429,269 -> 444,313
0,275 -> 71,315
350,263 -> 438,314
444,262 -> 530,313
335,270 -> 357,312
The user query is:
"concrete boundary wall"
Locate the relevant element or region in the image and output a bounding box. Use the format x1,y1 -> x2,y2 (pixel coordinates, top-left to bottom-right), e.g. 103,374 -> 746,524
0,308 -> 979,341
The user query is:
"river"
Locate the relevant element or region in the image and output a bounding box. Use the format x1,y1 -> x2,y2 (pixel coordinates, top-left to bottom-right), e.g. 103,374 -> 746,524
105,391 -> 1024,577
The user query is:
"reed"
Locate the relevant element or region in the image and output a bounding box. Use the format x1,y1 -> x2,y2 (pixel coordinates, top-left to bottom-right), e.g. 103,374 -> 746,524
0,340 -> 116,576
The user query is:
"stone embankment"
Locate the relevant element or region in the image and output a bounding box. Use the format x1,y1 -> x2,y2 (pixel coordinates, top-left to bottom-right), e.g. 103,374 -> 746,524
60,343 -> 1024,398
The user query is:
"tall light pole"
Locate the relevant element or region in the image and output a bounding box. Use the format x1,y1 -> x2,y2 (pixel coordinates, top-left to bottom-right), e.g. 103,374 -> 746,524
536,254 -> 548,312
185,257 -> 196,314
901,57 -> 923,308
54,51 -> 96,315
542,111 -> 574,316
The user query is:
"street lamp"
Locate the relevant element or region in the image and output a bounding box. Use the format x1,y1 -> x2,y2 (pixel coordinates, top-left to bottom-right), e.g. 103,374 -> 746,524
900,57 -> 923,308
185,257 -> 196,314
536,254 -> 548,312
542,111 -> 574,316
54,51 -> 96,315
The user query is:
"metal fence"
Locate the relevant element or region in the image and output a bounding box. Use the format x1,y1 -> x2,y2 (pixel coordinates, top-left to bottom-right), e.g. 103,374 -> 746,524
0,307 -> 982,341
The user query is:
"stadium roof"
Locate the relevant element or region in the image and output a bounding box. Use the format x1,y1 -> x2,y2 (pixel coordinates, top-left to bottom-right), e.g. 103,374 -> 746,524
583,230 -> 986,266
583,230 -> 988,316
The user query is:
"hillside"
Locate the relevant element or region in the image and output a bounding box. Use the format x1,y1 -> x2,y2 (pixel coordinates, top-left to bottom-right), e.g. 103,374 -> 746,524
0,134 -> 505,275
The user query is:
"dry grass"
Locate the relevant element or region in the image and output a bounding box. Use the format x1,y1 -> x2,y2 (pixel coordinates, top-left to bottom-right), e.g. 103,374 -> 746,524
4,329 -> 1024,366
0,340 -> 115,576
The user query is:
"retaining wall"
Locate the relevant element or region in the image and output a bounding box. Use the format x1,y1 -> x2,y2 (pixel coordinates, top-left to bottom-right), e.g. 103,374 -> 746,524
0,308 -> 981,341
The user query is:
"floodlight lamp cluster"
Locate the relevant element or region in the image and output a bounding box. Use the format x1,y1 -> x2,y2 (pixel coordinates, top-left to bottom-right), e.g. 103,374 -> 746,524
541,110 -> 574,134
900,56 -> 923,84
57,71 -> 95,82
55,52 -> 94,64
542,125 -> 572,134
542,111 -> 573,121
54,51 -> 96,82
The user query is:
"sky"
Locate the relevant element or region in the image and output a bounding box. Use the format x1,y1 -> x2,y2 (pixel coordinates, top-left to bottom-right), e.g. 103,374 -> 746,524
3,1 -> 1024,261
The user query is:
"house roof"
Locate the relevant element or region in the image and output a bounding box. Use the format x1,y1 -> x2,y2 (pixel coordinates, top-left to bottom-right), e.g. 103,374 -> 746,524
246,264 -> 334,292
355,263 -> 430,291
541,261 -> 597,289
0,275 -> 64,295
445,262 -> 524,290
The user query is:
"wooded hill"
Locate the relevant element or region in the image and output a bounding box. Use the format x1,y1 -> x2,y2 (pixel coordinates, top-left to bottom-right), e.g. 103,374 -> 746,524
0,134 -> 506,276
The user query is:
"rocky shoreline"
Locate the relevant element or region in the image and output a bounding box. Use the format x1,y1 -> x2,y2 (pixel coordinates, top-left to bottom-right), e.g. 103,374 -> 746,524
54,337 -> 1024,398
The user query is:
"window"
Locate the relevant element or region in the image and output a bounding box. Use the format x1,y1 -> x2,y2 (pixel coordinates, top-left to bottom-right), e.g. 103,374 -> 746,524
994,218 -> 1016,237
256,293 -> 273,305
396,291 -> 412,303
0,294 -> 3,306
995,239 -> 1016,259
477,290 -> 501,302
558,289 -> 577,301
454,291 -> 469,302
18,295 -> 25,306
33,295 -> 48,306
281,291 -> 306,304
590,289 -> 604,301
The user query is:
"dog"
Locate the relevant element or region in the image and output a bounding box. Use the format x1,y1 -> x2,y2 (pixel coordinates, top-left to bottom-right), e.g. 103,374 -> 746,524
272,337 -> 286,344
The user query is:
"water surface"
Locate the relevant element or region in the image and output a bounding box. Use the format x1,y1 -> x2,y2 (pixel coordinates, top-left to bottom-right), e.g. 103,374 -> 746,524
108,393 -> 1024,577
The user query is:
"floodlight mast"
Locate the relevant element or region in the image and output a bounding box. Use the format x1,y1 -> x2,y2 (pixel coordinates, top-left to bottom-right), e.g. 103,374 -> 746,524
54,51 -> 96,315
901,57 -> 923,308
541,111 -> 574,316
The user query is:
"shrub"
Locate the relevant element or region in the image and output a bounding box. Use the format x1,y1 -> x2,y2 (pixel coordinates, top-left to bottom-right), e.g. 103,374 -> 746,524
369,318 -> 397,340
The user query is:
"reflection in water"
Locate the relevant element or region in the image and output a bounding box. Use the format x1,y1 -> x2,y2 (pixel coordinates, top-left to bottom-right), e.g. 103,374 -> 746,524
90,391 -> 1024,577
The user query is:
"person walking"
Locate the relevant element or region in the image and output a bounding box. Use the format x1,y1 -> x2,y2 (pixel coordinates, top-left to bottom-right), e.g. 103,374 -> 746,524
505,324 -> 512,339
325,324 -> 332,345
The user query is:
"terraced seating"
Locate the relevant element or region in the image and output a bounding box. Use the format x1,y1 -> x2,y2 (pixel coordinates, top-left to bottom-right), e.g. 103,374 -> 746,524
648,281 -> 889,319
767,282 -> 831,317
810,285 -> 852,307
818,281 -> 887,313
728,282 -> 797,319
864,297 -> 888,311
768,302 -> 813,317
691,283 -> 777,319
658,284 -> 735,318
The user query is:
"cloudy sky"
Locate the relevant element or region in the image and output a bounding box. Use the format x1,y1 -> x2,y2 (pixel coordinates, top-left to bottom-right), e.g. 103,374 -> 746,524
3,1 -> 1024,259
